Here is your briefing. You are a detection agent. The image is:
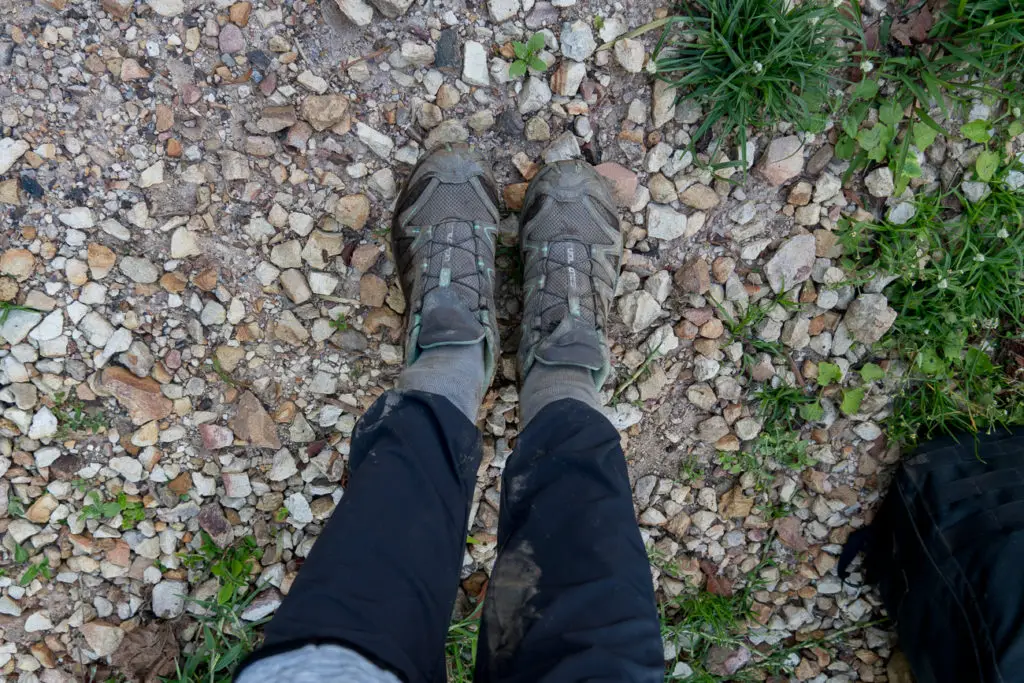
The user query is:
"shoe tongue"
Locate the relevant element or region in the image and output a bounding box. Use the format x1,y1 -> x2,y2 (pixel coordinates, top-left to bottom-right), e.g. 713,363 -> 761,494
534,316 -> 604,372
417,288 -> 485,349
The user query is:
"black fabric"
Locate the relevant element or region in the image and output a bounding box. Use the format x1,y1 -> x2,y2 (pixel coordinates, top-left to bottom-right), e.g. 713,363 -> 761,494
857,427 -> 1024,683
236,391 -> 662,683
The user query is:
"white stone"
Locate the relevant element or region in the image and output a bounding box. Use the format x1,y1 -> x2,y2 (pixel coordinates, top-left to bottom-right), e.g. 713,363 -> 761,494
139,161 -> 164,188
109,456 -> 144,482
355,122 -> 394,159
646,204 -> 691,241
28,407 -> 58,440
333,0 -> 373,26
24,612 -> 53,632
285,493 -> 313,524
58,206 -> 96,229
463,41 -> 490,87
488,0 -> 519,22
148,0 -> 184,16
151,580 -> 187,618
560,21 -> 596,61
0,138 -> 30,174
28,310 -> 63,342
518,76 -> 551,114
170,227 -> 202,258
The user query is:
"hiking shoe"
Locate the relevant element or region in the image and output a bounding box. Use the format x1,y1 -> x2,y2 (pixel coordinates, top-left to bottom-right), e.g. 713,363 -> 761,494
518,160 -> 622,387
392,145 -> 501,387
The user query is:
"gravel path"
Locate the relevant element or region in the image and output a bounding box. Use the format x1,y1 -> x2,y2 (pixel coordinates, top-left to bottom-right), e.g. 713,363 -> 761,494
0,0 -> 966,679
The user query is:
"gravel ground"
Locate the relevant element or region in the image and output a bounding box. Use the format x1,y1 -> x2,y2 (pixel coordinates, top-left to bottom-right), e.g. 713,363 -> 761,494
2,0 -> 999,679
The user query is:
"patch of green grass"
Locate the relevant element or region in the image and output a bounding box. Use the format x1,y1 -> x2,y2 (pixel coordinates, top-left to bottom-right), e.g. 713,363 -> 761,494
754,385 -> 815,429
839,176 -> 1024,445
446,613 -> 481,683
839,0 -> 1024,192
509,32 -> 548,79
718,450 -> 772,491
714,290 -> 798,348
166,535 -> 264,683
181,533 -> 260,606
653,0 -> 850,169
53,391 -> 107,437
659,537 -> 881,680
81,491 -> 146,530
754,428 -> 815,471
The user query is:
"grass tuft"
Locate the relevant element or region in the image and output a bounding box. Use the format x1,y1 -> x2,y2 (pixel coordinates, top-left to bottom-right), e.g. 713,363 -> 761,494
654,0 -> 849,168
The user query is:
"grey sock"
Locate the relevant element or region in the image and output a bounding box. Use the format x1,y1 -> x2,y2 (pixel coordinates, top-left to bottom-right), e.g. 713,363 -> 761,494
398,342 -> 485,422
520,363 -> 601,427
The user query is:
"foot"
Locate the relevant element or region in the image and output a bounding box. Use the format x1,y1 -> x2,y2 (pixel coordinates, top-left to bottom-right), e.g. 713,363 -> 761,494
518,160 -> 622,388
392,144 -> 501,388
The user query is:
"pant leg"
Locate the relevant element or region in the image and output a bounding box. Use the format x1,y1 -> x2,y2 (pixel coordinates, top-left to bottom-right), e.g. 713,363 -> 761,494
238,390 -> 483,683
475,399 -> 663,683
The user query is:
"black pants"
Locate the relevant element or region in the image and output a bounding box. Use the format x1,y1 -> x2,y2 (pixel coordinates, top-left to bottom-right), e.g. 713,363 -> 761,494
240,391 -> 662,683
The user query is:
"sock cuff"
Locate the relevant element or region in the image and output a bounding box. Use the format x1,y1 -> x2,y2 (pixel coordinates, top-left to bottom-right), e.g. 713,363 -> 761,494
397,343 -> 485,422
519,364 -> 600,427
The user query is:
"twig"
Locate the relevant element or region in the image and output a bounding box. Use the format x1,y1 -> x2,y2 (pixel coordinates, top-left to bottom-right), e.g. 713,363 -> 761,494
596,16 -> 679,51
788,352 -> 805,387
612,341 -> 663,402
339,47 -> 391,71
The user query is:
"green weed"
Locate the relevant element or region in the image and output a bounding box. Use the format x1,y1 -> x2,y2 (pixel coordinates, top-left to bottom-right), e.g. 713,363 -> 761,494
81,491 -> 146,530
654,0 -> 850,169
839,178 -> 1024,445
165,535 -> 264,683
509,33 -> 548,79
754,385 -> 815,429
181,533 -> 260,607
329,313 -> 349,332
53,391 -> 107,437
840,0 -> 1024,192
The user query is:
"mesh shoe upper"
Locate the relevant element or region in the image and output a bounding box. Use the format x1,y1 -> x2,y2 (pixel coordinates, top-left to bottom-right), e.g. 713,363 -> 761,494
518,160 -> 622,387
392,145 -> 500,384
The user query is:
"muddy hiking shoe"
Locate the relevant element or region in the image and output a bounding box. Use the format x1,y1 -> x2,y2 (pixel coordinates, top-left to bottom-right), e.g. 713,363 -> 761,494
518,160 -> 622,388
392,144 -> 501,390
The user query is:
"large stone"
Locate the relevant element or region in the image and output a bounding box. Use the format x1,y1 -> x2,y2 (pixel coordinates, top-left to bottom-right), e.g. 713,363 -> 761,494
560,21 -> 596,61
758,135 -> 805,186
151,580 -> 187,618
518,76 -> 552,114
765,234 -> 816,293
0,248 -> 35,281
462,41 -> 490,87
81,621 -> 125,657
550,60 -> 585,97
488,0 -> 519,22
0,138 -> 30,175
335,194 -> 370,229
618,290 -> 662,333
355,122 -> 393,159
679,184 -> 719,210
864,167 -> 894,197
368,0 -> 413,18
646,204 -> 690,241
595,163 -> 637,207
0,309 -> 42,345
197,504 -> 233,547
652,80 -> 677,129
300,94 -> 349,132
98,367 -> 173,425
333,0 -> 373,26
843,294 -> 897,344
230,391 -> 281,449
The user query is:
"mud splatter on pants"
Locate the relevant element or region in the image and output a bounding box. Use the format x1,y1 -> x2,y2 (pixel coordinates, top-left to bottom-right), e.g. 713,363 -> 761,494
238,391 -> 662,683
